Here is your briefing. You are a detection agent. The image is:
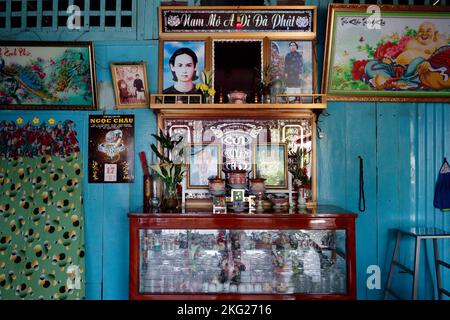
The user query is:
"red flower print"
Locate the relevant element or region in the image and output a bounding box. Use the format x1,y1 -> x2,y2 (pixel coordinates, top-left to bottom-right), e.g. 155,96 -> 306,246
351,59 -> 369,80
374,42 -> 397,60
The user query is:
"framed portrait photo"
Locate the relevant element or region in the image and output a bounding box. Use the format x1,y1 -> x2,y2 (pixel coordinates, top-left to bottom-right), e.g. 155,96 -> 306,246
160,40 -> 205,95
110,62 -> 149,108
0,41 -> 97,110
270,40 -> 315,95
186,143 -> 221,189
254,143 -> 288,189
322,4 -> 450,102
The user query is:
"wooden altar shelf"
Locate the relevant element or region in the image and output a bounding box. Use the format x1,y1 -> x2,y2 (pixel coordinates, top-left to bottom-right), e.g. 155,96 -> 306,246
150,94 -> 327,110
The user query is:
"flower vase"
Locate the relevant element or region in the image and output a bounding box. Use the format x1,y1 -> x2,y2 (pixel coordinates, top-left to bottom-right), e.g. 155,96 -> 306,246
202,95 -> 211,104
162,187 -> 179,212
297,188 -> 307,209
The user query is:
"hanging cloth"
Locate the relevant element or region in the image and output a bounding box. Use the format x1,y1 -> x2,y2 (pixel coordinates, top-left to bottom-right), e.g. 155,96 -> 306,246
434,158 -> 450,212
0,120 -> 85,300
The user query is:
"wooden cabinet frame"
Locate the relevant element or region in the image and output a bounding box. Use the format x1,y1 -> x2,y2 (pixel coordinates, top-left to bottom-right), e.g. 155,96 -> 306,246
129,207 -> 357,300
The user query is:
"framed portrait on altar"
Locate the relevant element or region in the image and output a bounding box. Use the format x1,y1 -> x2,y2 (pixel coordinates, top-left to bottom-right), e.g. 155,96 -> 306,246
159,40 -> 206,95
186,143 -> 221,189
253,143 -> 288,189
322,4 -> 450,102
270,40 -> 315,95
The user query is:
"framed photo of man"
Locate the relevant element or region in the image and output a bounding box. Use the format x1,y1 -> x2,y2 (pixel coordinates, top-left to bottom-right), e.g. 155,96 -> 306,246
186,143 -> 221,189
110,62 -> 149,108
160,41 -> 205,95
270,40 -> 315,96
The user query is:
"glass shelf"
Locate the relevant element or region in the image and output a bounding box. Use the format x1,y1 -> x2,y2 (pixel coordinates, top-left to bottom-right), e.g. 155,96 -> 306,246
138,229 -> 347,295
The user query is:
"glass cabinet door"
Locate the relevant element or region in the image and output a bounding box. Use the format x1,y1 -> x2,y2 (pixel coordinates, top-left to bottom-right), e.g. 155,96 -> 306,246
139,229 -> 347,295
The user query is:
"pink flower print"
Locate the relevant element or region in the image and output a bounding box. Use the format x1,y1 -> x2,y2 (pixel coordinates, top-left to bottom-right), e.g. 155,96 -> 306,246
32,65 -> 41,72
39,72 -> 46,79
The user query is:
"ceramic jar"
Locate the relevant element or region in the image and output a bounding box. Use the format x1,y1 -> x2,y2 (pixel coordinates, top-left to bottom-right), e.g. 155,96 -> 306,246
227,170 -> 247,188
249,178 -> 266,197
228,90 -> 247,104
208,177 -> 226,196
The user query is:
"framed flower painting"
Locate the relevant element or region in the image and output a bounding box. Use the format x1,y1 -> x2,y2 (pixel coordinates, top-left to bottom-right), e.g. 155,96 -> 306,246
0,41 -> 97,109
322,4 -> 450,102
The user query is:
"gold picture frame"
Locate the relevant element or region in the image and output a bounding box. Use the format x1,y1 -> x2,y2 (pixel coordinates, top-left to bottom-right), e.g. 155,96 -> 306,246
0,41 -> 97,110
322,4 -> 450,102
186,143 -> 222,189
110,62 -> 149,109
253,143 -> 288,189
158,40 -> 207,94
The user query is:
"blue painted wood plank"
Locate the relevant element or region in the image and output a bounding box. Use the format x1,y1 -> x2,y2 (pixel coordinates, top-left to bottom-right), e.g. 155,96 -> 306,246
102,182 -> 130,299
21,0 -> 27,30
36,0 -> 42,29
130,109 -> 157,212
100,0 -> 105,31
81,111 -> 104,300
5,0 -> 11,31
116,0 -> 121,32
376,103 -> 399,284
317,102 -> 347,206
52,0 -> 58,31
344,103 -> 378,299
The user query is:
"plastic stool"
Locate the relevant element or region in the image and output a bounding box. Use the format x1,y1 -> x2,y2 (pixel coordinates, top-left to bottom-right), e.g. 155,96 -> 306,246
384,227 -> 450,300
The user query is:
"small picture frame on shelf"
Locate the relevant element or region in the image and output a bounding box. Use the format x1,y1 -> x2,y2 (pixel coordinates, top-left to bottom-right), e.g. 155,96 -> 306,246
160,40 -> 205,94
186,143 -> 221,189
269,40 -> 315,96
212,196 -> 227,214
231,189 -> 246,202
253,143 -> 288,189
110,62 -> 149,108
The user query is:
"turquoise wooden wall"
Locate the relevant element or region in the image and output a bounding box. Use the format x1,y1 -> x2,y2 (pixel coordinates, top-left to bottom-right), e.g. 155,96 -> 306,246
0,0 -> 448,300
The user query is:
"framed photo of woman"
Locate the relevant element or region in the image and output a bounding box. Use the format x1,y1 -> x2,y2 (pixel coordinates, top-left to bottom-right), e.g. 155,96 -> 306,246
159,41 -> 205,95
110,62 -> 149,108
186,143 -> 221,189
253,143 -> 288,189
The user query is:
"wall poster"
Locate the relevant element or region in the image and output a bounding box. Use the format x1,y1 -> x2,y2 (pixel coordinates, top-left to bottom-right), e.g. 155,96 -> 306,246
88,115 -> 134,183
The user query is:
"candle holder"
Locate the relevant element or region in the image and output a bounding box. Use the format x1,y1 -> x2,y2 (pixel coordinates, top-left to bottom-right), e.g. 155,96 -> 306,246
249,177 -> 266,198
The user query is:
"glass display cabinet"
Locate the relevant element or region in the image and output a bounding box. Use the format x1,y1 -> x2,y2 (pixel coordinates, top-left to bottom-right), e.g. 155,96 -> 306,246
129,206 -> 357,300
